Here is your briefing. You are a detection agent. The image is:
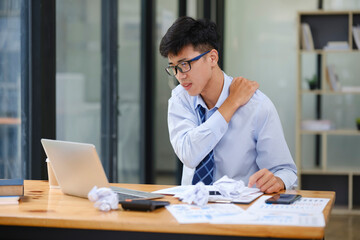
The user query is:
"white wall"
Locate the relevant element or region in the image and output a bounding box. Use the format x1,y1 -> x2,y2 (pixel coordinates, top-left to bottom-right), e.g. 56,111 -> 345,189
224,0 -> 318,157
224,0 -> 360,168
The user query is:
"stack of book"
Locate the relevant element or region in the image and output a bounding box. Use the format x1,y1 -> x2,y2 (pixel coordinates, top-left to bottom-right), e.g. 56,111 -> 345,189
301,120 -> 333,131
341,86 -> 360,93
326,65 -> 341,91
353,25 -> 360,49
0,178 -> 24,205
323,41 -> 349,50
301,23 -> 314,50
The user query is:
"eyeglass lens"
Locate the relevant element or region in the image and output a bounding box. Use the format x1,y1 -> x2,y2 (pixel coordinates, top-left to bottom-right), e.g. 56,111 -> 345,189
167,62 -> 190,76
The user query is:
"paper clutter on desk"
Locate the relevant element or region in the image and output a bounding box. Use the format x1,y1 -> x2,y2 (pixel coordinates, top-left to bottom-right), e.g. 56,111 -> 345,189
88,186 -> 119,212
213,175 -> 245,198
175,182 -> 209,207
174,176 -> 251,206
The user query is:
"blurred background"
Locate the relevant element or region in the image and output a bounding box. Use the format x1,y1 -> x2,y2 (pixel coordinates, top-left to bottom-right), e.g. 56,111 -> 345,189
0,0 -> 360,222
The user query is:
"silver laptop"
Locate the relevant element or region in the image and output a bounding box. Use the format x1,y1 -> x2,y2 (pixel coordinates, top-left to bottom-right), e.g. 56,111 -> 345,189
41,139 -> 164,201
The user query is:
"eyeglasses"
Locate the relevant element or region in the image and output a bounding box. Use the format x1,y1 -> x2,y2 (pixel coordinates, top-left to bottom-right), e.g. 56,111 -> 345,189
165,50 -> 211,76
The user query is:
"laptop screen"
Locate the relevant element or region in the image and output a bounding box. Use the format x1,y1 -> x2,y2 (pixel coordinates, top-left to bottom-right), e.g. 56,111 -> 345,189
41,139 -> 110,198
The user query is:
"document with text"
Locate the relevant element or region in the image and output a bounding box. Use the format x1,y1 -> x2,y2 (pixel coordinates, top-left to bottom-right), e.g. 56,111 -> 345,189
166,204 -> 245,224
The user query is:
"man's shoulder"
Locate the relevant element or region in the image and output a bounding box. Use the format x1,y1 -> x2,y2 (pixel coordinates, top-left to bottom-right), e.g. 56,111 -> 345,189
247,90 -> 279,120
241,89 -> 278,119
170,84 -> 193,102
249,89 -> 271,106
168,85 -> 197,115
171,84 -> 186,96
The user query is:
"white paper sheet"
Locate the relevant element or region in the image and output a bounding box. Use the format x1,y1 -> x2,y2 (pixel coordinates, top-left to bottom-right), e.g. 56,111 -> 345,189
152,185 -> 190,195
211,195 -> 328,227
165,204 -> 245,224
166,202 -> 325,227
210,211 -> 325,227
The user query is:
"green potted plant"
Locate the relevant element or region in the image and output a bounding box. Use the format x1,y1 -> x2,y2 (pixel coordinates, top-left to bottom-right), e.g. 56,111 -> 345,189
306,74 -> 318,90
356,118 -> 360,131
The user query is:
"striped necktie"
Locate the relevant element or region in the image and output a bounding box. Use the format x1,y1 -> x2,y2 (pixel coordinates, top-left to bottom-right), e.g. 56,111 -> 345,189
192,105 -> 214,185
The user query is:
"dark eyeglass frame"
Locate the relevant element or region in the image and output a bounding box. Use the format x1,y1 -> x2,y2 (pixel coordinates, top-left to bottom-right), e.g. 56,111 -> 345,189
165,50 -> 211,76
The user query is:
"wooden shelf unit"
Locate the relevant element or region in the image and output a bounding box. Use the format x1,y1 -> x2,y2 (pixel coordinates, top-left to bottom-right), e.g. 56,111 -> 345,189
296,11 -> 360,214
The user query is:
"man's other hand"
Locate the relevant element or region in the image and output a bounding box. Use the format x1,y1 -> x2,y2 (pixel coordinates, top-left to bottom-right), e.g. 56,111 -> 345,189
248,169 -> 285,194
228,77 -> 259,108
219,77 -> 259,123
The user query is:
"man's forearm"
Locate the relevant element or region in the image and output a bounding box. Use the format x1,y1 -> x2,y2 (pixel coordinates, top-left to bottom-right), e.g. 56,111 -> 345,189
218,77 -> 259,123
218,98 -> 240,123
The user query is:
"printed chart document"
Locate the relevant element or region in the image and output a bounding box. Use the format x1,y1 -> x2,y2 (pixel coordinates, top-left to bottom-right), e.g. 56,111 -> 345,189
166,196 -> 330,226
247,196 -> 330,214
210,211 -> 325,227
166,204 -> 244,224
210,196 -> 329,227
152,185 -> 263,204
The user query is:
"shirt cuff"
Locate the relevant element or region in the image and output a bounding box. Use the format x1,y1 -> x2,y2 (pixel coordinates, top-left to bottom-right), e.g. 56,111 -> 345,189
202,110 -> 228,142
274,170 -> 298,190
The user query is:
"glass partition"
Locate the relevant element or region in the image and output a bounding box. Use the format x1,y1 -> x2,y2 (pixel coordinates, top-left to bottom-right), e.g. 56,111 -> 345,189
0,0 -> 22,179
56,0 -> 102,152
117,0 -> 141,183
154,0 -> 178,184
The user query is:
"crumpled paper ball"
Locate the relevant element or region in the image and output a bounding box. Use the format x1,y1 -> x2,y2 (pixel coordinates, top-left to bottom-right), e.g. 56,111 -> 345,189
88,186 -> 119,212
213,175 -> 245,199
175,182 -> 209,206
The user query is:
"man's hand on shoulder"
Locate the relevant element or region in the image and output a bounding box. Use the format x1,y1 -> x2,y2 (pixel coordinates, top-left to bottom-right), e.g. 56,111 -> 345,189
229,77 -> 259,108
248,169 -> 285,194
218,77 -> 259,123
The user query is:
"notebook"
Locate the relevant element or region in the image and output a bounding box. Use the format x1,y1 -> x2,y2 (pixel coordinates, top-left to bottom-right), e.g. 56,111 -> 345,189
41,139 -> 164,201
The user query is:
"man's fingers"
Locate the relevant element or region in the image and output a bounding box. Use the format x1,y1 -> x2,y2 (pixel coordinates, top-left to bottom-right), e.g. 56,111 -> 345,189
255,170 -> 273,188
228,76 -> 259,108
264,177 -> 285,193
264,184 -> 279,194
260,177 -> 277,193
248,169 -> 266,187
249,169 -> 285,193
264,180 -> 283,194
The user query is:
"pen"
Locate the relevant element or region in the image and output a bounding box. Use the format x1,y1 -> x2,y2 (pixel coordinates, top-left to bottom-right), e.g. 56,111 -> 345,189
209,191 -> 221,195
210,200 -> 232,203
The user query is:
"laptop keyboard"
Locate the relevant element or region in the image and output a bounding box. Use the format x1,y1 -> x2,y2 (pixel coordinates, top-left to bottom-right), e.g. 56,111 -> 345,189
110,186 -> 164,202
116,192 -> 143,201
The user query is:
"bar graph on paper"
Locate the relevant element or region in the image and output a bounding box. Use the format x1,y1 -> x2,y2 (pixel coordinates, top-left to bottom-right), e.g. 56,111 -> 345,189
248,196 -> 330,214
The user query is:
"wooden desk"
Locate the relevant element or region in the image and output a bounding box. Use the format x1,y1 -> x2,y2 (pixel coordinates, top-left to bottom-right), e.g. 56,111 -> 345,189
0,180 -> 335,240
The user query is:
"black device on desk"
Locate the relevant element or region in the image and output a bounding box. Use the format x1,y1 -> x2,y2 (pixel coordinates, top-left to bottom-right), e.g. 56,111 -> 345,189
265,194 -> 302,204
120,199 -> 170,211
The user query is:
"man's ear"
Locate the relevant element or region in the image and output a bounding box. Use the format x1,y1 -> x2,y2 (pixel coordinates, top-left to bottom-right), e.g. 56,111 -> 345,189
208,49 -> 219,66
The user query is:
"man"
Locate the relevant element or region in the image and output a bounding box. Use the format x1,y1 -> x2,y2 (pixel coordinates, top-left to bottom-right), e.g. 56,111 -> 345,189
159,16 -> 297,193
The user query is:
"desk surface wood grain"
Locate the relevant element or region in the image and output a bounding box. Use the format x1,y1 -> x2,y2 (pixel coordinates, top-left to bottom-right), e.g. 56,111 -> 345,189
0,180 -> 335,239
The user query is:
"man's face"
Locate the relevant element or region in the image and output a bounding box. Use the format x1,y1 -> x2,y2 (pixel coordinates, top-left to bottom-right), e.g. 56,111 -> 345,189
167,45 -> 213,96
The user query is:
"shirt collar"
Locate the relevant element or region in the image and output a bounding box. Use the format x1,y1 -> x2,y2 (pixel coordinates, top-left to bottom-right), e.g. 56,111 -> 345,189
194,72 -> 232,111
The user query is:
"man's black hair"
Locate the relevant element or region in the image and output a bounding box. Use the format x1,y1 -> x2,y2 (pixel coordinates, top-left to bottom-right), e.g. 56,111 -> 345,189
159,16 -> 220,58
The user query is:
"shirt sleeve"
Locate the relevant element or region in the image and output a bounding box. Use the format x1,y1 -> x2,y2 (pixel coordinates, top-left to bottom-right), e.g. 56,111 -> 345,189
254,97 -> 298,189
168,95 -> 228,169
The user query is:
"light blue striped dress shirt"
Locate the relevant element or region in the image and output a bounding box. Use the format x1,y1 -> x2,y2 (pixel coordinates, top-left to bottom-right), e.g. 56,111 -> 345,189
168,72 -> 297,189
